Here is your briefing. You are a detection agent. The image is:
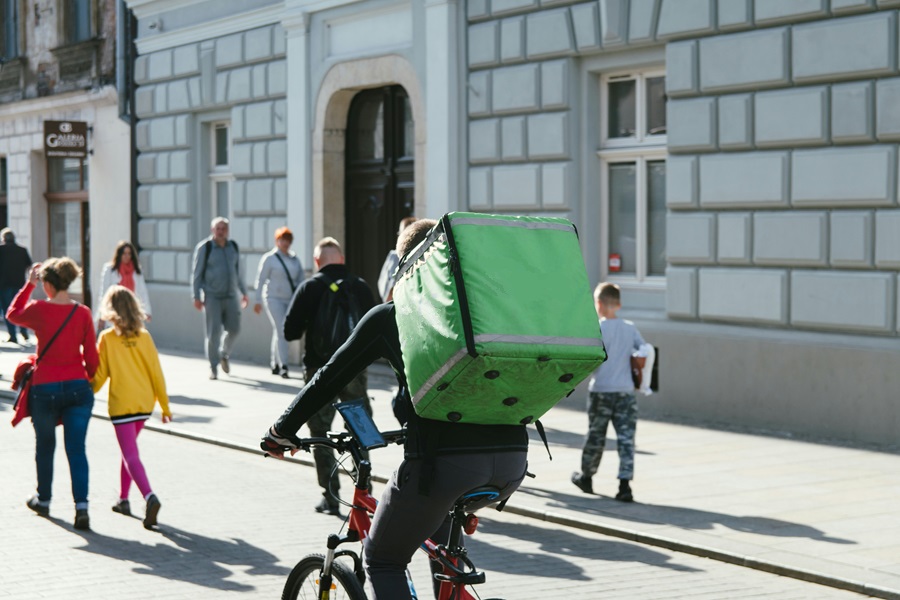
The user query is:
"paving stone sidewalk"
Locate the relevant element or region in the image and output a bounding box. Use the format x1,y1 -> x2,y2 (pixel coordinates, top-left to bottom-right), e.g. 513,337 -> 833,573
1,341 -> 898,599
0,392 -> 874,599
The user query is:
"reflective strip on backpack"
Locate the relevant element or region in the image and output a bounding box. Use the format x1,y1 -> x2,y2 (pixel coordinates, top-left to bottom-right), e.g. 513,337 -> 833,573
449,217 -> 575,233
412,347 -> 470,406
473,334 -> 604,347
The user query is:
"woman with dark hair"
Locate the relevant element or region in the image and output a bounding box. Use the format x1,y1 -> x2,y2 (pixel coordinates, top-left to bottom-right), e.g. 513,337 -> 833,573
95,241 -> 152,329
253,227 -> 303,378
7,257 -> 99,530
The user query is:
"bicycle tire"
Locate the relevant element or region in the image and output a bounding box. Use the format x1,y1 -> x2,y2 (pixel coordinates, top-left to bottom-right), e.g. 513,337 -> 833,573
282,553 -> 367,600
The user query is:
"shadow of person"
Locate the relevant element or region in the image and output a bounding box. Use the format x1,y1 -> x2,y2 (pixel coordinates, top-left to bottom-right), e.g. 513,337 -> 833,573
514,487 -> 856,545
531,425 -> 656,455
166,395 -> 226,408
466,517 -> 702,579
53,517 -> 289,591
213,376 -> 301,395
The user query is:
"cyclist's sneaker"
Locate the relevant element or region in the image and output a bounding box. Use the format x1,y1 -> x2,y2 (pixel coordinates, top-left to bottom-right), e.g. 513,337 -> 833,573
26,496 -> 49,516
220,354 -> 230,374
112,499 -> 131,516
615,480 -> 634,503
571,472 -> 593,494
261,427 -> 301,456
74,509 -> 90,530
314,498 -> 342,517
144,494 -> 162,529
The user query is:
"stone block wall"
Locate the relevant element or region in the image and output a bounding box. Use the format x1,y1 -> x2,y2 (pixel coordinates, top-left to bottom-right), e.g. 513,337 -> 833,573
466,0 -> 678,218
133,24 -> 287,288
664,3 -> 900,336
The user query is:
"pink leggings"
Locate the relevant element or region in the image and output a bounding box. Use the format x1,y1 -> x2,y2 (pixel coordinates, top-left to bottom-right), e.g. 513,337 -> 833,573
113,420 -> 153,499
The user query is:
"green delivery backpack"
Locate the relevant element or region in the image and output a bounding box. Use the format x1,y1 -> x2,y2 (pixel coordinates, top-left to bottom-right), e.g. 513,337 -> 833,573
393,212 -> 606,426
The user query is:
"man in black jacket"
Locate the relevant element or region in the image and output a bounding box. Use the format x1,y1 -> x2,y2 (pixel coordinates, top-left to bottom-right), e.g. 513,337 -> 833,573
264,221 -> 529,600
282,236 -> 375,515
0,228 -> 33,343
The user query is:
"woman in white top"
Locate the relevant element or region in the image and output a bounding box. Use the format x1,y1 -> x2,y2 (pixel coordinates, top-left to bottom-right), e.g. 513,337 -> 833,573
253,227 -> 303,378
95,241 -> 152,330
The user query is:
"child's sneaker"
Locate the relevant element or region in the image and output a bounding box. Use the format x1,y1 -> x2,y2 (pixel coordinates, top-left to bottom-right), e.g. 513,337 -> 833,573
615,479 -> 634,502
143,494 -> 161,529
112,499 -> 131,516
570,472 -> 593,494
26,496 -> 49,516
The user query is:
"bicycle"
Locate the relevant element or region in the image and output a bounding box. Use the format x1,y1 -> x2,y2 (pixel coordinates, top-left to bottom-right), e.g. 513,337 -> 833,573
277,400 -> 505,600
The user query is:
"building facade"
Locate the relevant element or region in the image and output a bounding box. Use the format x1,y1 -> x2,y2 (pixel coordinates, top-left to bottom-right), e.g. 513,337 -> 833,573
125,0 -> 463,355
123,0 -> 900,447
0,0 -> 132,305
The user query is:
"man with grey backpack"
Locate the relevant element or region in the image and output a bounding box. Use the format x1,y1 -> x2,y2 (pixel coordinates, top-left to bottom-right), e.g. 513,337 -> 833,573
282,236 -> 376,516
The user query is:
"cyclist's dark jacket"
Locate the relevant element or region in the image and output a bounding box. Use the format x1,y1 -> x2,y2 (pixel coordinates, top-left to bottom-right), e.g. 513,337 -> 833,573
274,302 -> 529,459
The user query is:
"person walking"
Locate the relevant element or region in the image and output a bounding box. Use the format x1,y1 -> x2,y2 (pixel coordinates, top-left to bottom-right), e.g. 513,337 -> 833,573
0,227 -> 33,343
94,241 -> 152,330
191,217 -> 249,380
571,282 -> 646,502
92,285 -> 172,529
253,227 -> 303,378
376,216 -> 416,302
7,258 -> 98,530
282,237 -> 376,515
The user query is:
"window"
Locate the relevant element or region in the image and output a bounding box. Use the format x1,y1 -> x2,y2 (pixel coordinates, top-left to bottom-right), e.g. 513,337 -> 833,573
45,157 -> 89,297
1,157 -> 8,197
66,0 -> 93,44
1,0 -> 19,58
598,70 -> 667,283
210,123 -> 232,219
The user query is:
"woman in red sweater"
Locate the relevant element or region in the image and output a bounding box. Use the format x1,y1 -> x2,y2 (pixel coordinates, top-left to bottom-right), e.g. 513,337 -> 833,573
7,257 -> 98,530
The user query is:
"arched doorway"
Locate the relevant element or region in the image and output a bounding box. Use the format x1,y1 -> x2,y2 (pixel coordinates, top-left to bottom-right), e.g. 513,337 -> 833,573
344,85 -> 415,297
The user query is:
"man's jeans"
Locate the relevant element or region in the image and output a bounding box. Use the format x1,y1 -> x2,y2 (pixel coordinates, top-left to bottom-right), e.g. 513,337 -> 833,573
30,380 -> 94,508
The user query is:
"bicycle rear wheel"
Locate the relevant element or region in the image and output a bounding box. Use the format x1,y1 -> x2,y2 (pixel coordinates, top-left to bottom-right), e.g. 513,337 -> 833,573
282,553 -> 367,600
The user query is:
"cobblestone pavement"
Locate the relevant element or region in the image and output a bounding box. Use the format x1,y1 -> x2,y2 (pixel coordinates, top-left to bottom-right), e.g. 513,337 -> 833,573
0,402 -> 874,599
1,341 -> 898,598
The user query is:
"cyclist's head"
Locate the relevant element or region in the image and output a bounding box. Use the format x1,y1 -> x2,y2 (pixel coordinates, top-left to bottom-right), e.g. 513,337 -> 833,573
396,218 -> 437,256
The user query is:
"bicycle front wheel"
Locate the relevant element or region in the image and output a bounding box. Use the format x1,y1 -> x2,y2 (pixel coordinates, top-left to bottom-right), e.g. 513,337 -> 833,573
282,553 -> 367,600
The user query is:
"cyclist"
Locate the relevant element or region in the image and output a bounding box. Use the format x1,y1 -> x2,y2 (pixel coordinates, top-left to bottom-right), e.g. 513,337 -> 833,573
262,218 -> 529,600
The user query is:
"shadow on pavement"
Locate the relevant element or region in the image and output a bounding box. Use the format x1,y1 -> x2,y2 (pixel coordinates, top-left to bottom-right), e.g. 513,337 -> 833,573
167,395 -> 226,408
534,426 -> 656,455
212,376 -> 300,396
58,518 -> 289,591
515,487 -> 856,545
469,518 -> 702,579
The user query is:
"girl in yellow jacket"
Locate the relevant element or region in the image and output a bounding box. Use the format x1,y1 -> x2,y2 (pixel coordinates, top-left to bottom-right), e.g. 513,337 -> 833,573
92,285 -> 172,529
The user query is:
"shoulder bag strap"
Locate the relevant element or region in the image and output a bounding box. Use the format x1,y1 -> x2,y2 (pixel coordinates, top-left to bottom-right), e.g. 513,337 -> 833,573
36,304 -> 80,365
273,253 -> 297,293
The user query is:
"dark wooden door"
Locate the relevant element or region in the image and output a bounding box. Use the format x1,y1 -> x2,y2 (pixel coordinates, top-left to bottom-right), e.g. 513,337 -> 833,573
345,86 -> 415,298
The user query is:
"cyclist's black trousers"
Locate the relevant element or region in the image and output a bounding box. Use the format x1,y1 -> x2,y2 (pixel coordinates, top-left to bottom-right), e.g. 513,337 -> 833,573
364,451 -> 528,600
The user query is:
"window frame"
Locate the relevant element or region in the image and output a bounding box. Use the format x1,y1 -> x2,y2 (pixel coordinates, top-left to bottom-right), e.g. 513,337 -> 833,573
209,122 -> 233,221
597,68 -> 667,288
63,0 -> 94,45
1,0 -> 21,59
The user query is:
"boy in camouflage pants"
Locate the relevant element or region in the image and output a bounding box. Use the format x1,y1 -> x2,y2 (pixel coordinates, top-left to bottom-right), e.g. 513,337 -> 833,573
572,283 -> 645,502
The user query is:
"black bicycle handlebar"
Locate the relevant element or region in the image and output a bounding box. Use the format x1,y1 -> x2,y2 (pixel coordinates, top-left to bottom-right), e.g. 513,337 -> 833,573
295,429 -> 407,454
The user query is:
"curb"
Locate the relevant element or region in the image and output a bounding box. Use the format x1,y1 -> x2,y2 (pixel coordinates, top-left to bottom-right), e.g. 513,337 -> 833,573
2,392 -> 897,600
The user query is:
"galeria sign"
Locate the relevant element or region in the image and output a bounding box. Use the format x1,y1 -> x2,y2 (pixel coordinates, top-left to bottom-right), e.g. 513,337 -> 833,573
44,121 -> 88,158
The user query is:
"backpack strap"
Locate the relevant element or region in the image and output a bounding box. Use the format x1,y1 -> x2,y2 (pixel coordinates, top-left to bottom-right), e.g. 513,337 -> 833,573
201,239 -> 240,281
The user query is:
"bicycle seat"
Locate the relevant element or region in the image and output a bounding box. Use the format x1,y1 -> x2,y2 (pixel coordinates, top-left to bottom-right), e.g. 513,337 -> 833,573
455,486 -> 502,512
